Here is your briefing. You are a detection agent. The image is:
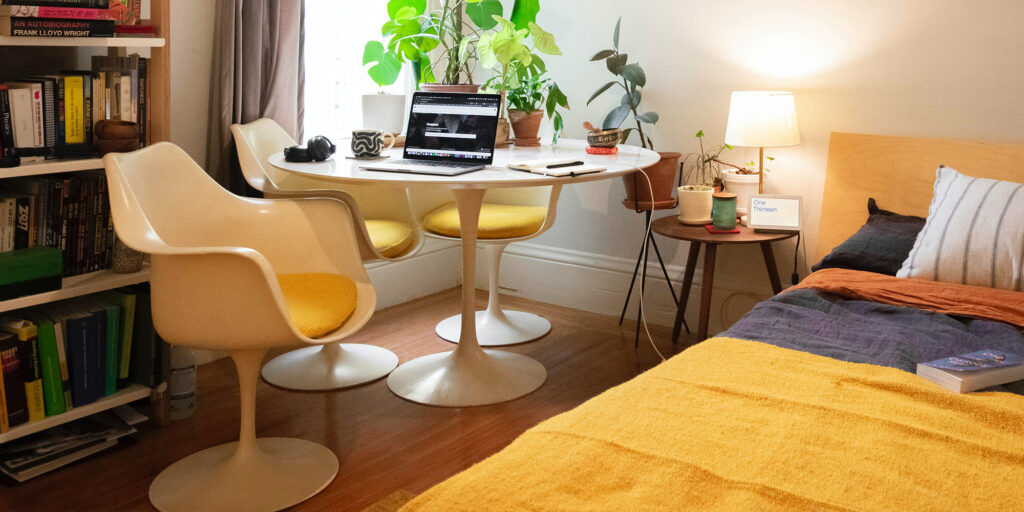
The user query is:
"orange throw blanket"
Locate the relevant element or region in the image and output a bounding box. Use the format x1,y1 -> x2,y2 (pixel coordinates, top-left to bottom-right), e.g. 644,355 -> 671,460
790,268 -> 1024,328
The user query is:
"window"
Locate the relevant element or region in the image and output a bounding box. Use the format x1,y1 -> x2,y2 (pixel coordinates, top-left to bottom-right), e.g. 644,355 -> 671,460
302,1 -> 405,141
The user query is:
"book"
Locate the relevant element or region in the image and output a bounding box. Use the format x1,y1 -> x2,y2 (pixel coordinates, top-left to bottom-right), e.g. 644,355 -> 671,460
0,192 -> 32,249
508,158 -> 605,177
0,85 -> 15,158
23,313 -> 65,416
0,5 -> 116,19
0,411 -> 135,482
0,16 -> 115,36
0,1 -> 108,7
0,318 -> 45,423
916,349 -> 1024,393
99,288 -> 134,381
82,296 -> 118,395
704,224 -> 741,234
5,85 -> 41,162
0,332 -> 28,428
129,284 -> 159,387
0,247 -> 62,300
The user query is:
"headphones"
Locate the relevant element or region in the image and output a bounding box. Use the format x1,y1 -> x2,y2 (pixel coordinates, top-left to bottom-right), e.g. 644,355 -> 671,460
284,135 -> 336,162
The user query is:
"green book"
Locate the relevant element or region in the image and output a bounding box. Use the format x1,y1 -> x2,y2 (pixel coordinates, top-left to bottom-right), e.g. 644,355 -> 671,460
99,288 -> 136,382
26,316 -> 66,416
0,247 -> 62,286
82,297 -> 120,396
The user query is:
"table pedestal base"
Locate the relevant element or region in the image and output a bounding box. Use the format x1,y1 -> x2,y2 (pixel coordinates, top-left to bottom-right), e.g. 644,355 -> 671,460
387,347 -> 546,407
436,310 -> 551,346
261,343 -> 398,391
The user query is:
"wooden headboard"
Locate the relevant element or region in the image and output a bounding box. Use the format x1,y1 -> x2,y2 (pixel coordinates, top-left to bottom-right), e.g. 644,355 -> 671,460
816,132 -> 1024,261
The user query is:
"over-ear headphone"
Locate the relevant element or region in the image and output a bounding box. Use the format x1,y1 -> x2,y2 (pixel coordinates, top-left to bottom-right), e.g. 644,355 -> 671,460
284,135 -> 336,162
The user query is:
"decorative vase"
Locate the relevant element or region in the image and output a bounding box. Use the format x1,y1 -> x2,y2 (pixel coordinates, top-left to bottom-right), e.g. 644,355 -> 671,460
711,192 -> 738,230
622,151 -> 681,211
509,109 -> 543,147
419,83 -> 481,93
678,185 -> 713,225
722,169 -> 761,215
361,93 -> 406,134
112,235 -> 144,273
495,117 -> 511,148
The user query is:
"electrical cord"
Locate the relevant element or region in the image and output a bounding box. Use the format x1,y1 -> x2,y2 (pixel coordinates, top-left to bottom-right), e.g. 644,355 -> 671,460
634,168 -> 667,362
792,231 -> 801,286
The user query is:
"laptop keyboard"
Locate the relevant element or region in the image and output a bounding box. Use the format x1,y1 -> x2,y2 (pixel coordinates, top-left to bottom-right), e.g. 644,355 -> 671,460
391,159 -> 480,168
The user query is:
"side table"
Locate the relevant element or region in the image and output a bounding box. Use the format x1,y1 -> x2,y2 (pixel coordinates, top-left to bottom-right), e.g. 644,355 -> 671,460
651,217 -> 797,343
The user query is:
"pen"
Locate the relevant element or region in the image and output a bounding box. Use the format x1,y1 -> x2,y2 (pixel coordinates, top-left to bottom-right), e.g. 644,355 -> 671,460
545,161 -> 584,169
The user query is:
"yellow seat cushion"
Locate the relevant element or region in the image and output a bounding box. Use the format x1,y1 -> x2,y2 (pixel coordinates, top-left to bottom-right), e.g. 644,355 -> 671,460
422,202 -> 547,239
276,273 -> 358,338
365,219 -> 414,258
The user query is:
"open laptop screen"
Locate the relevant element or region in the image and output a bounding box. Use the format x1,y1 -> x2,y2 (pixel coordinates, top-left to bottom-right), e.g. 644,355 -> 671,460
403,92 -> 501,164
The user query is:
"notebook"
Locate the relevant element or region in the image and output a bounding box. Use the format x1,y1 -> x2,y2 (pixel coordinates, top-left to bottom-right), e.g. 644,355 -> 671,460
508,158 -> 605,177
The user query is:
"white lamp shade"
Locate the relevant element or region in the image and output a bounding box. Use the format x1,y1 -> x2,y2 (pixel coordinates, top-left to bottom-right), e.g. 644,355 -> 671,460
724,91 -> 800,148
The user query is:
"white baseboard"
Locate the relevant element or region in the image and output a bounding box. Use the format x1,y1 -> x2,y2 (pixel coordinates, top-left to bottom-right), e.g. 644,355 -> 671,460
477,241 -> 774,335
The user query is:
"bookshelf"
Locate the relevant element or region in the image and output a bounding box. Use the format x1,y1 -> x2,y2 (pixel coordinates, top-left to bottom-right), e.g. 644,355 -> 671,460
0,0 -> 170,446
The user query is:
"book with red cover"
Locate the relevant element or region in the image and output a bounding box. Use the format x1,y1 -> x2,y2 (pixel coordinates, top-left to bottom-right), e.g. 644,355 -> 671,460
0,5 -> 116,20
704,224 -> 740,234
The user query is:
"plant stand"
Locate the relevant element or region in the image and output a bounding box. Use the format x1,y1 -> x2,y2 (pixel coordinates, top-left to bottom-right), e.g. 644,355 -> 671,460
618,208 -> 688,348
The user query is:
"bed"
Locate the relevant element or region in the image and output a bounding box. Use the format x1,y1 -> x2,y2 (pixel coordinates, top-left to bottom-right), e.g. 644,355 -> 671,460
400,133 -> 1024,511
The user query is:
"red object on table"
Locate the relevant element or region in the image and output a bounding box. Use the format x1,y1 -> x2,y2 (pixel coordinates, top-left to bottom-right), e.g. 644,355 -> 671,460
585,146 -> 619,155
704,224 -> 740,234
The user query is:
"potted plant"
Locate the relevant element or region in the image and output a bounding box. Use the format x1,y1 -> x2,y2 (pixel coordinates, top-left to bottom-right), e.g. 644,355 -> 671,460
677,130 -> 731,224
588,18 -> 679,209
474,16 -> 565,147
721,157 -> 767,215
362,0 -> 543,93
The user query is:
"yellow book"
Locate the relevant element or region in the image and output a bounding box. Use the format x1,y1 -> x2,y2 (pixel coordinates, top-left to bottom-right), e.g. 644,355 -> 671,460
0,318 -> 44,423
64,75 -> 85,144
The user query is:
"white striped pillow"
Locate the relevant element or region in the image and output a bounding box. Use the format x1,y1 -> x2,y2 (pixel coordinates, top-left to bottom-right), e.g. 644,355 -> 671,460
897,166 -> 1024,290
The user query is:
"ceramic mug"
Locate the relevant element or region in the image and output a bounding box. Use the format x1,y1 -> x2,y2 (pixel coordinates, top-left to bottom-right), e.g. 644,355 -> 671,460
711,192 -> 738,230
351,129 -> 396,158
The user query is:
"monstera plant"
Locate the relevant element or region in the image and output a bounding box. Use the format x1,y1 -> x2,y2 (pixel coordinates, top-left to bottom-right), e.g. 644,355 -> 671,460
363,0 -> 543,90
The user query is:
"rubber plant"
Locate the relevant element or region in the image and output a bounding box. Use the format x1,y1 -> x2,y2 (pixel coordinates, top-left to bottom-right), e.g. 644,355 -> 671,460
363,0 -> 543,88
587,18 -> 659,149
477,16 -> 568,144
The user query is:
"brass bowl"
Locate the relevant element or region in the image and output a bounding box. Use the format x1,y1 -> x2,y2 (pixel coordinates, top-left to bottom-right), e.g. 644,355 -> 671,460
587,128 -> 621,148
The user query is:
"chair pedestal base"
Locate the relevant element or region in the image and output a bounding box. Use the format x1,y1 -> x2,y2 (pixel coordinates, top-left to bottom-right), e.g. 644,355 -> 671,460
261,343 -> 398,391
387,348 -> 546,407
436,310 -> 551,346
149,437 -> 338,512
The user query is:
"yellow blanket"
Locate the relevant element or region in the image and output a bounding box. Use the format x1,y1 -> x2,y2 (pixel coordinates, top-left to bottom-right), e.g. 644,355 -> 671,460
402,338 -> 1024,511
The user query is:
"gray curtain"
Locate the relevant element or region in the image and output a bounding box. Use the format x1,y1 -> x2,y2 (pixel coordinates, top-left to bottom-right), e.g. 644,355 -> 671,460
206,0 -> 305,190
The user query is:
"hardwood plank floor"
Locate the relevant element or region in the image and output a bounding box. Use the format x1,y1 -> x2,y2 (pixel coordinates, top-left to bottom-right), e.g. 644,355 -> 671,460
1,288 -> 688,511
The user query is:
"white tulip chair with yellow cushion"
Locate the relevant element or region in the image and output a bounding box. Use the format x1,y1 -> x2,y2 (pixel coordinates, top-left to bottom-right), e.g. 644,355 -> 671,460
411,185 -> 561,345
105,142 -> 377,512
232,118 -> 416,390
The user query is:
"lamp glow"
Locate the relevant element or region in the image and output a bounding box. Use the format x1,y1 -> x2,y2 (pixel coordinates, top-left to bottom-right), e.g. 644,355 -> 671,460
724,91 -> 800,193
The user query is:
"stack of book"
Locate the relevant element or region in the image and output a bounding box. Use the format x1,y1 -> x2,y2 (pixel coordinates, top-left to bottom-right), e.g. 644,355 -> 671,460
0,55 -> 150,164
0,409 -> 143,481
916,349 -> 1024,393
0,1 -> 145,37
1,171 -> 117,277
0,284 -> 165,433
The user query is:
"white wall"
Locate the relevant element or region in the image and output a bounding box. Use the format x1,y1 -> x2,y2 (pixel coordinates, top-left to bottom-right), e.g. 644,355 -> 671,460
490,0 -> 1024,332
168,0 -> 216,163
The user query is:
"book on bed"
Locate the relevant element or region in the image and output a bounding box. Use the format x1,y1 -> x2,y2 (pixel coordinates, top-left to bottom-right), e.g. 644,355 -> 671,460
916,349 -> 1024,393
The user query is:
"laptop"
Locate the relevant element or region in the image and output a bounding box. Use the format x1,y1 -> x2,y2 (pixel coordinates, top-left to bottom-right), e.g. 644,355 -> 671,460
359,91 -> 501,176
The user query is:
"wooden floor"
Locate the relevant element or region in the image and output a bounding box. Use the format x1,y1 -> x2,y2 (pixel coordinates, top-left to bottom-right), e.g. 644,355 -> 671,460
1,288 -> 688,511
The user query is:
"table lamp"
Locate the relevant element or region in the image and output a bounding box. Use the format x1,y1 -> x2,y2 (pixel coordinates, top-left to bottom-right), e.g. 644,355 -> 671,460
724,91 -> 800,194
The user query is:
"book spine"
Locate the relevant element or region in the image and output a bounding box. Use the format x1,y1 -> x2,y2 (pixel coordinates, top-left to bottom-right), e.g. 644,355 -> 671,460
2,198 -> 13,252
0,87 -> 14,158
117,291 -> 134,380
62,75 -> 83,145
80,72 -> 92,146
3,6 -> 115,20
0,349 -> 7,433
26,193 -> 37,247
0,336 -> 28,427
39,78 -> 55,152
1,1 -> 107,8
103,306 -> 117,394
59,175 -> 72,275
7,17 -> 115,37
64,315 -> 93,406
34,321 -> 65,416
22,337 -> 44,422
52,76 -> 65,147
12,195 -> 30,249
51,319 -> 72,409
137,57 -> 146,147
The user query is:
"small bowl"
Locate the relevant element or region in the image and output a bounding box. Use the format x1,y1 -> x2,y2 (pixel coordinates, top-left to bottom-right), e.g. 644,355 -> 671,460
587,128 -> 621,148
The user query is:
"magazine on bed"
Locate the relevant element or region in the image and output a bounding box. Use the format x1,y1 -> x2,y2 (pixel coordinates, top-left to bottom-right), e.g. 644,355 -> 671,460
917,349 -> 1024,393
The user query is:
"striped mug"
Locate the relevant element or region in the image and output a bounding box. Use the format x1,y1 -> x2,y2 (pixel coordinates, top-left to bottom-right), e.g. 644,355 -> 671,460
351,129 -> 396,157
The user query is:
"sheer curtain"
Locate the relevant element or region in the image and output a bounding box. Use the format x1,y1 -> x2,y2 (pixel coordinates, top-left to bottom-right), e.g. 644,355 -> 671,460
303,1 -> 404,142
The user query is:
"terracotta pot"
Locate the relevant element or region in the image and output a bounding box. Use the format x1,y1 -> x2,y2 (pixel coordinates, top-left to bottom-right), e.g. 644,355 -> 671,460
509,109 -> 543,147
621,151 -> 682,211
495,118 -> 511,148
419,83 -> 480,93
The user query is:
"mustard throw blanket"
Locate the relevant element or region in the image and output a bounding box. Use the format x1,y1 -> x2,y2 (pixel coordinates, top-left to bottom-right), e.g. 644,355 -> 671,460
402,338 -> 1024,511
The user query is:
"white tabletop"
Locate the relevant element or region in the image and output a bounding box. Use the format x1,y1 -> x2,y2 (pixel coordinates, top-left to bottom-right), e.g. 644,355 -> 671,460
269,139 -> 660,188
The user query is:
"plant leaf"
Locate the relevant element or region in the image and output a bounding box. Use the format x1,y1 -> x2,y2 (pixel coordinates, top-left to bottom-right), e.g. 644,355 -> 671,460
613,17 -> 621,50
393,5 -> 418,22
602,104 -> 630,130
528,22 -> 561,55
362,41 -> 402,87
466,0 -> 502,29
620,127 -> 635,144
620,89 -> 640,106
510,0 -> 540,30
387,0 -> 425,20
588,81 -> 617,105
620,63 -> 646,87
606,53 -> 627,75
695,129 -> 704,137
636,111 -> 659,124
591,49 -> 616,61
546,83 -> 568,117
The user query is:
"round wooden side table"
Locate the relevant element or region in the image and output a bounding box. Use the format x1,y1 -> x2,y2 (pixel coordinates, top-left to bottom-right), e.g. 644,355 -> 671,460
651,217 -> 797,344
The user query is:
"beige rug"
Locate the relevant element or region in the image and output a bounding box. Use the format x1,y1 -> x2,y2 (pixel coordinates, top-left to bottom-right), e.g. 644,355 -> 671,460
359,490 -> 417,512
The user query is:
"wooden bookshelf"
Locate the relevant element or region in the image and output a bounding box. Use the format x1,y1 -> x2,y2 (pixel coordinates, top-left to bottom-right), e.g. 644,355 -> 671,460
0,36 -> 166,48
0,158 -> 104,179
0,264 -> 151,314
0,384 -> 150,444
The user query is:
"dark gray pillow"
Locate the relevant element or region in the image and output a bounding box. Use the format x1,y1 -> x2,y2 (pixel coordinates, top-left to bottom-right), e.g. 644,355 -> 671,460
812,198 -> 926,275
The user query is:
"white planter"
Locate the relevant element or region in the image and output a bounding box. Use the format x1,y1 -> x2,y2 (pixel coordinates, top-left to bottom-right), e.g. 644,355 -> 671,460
678,185 -> 713,225
722,169 -> 761,215
361,94 -> 406,134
